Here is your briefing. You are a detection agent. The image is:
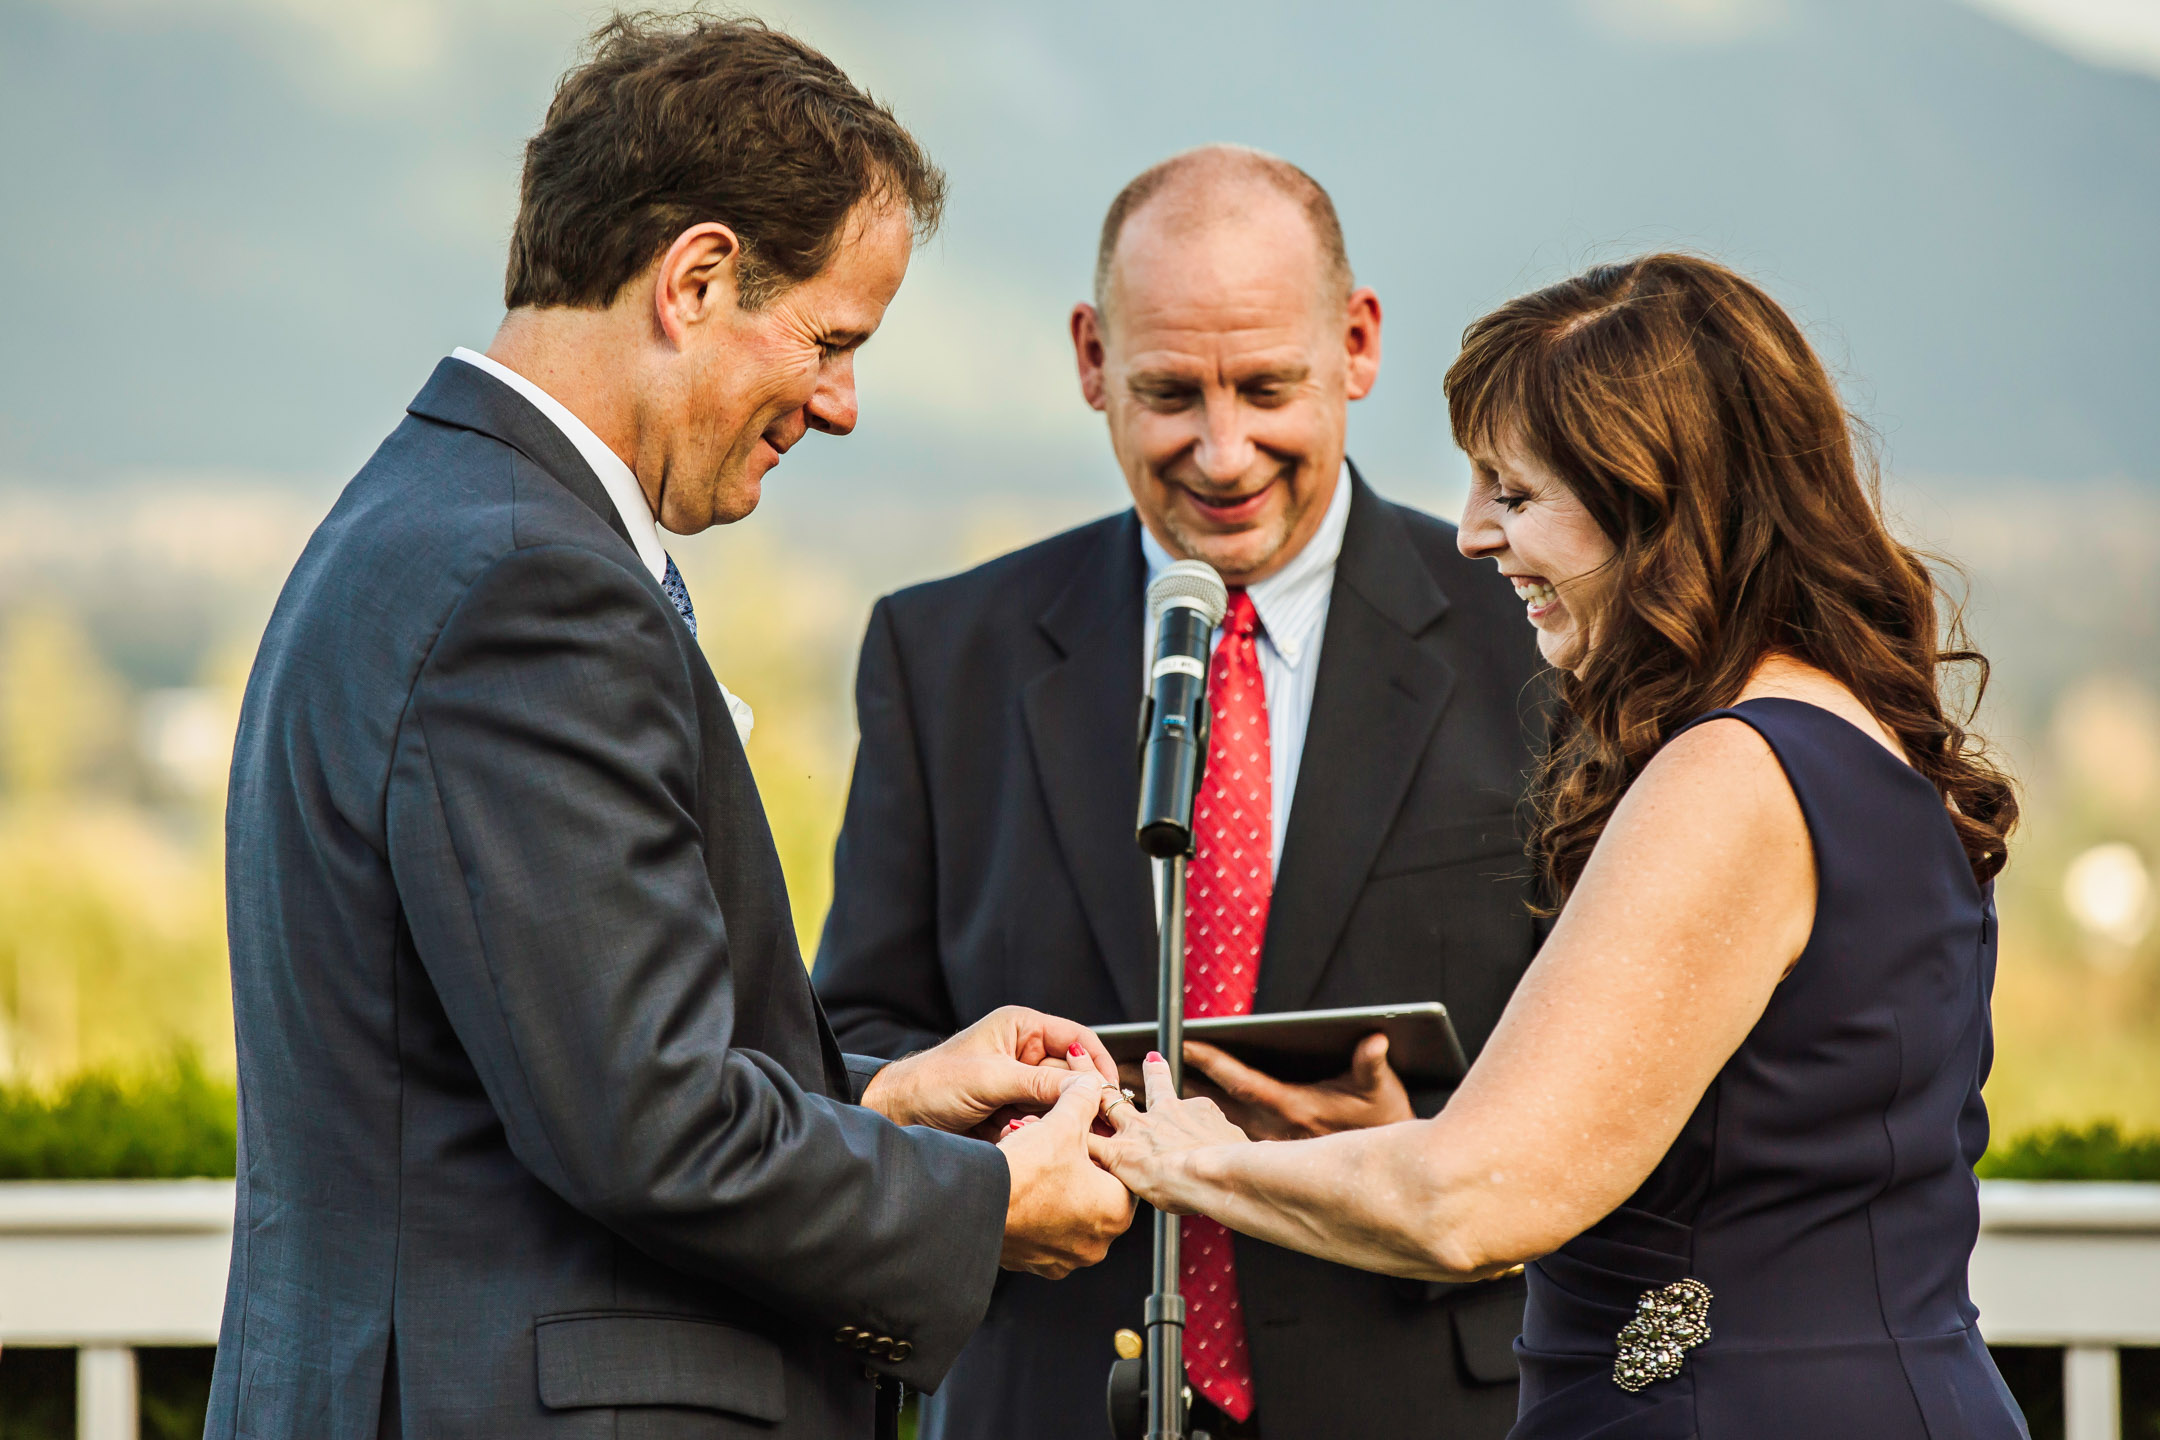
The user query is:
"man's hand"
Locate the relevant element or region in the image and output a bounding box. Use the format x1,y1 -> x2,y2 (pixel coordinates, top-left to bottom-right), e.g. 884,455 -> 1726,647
1180,1033 -> 1413,1141
860,1006 -> 1120,1139
997,1075 -> 1136,1278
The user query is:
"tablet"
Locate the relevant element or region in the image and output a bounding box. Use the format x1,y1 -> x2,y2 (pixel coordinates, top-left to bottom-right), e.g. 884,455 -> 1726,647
1092,1002 -> 1468,1089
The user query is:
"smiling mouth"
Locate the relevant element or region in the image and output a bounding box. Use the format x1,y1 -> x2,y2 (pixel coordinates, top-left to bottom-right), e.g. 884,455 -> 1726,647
1508,575 -> 1561,616
1178,479 -> 1275,522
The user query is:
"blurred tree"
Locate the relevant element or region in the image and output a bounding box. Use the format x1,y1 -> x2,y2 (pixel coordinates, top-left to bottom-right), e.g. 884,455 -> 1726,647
1987,674 -> 2160,1133
679,531 -> 863,958
0,802 -> 232,1084
0,604 -> 232,1084
2052,675 -> 2160,832
1,606 -> 127,800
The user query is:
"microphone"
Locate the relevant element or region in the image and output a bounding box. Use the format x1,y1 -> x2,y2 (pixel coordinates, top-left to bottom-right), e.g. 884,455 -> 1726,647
1136,560 -> 1229,858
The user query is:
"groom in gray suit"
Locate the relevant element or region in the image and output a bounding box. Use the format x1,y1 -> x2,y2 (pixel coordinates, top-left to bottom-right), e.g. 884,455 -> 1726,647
211,16 -> 1131,1440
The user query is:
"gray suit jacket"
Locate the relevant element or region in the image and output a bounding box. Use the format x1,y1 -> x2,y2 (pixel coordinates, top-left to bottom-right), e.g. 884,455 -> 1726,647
208,358 -> 1008,1440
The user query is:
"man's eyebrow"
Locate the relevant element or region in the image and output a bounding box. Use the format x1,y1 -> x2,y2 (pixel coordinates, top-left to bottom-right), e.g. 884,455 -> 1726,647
1124,359 -> 1311,389
1230,361 -> 1310,384
1125,367 -> 1200,389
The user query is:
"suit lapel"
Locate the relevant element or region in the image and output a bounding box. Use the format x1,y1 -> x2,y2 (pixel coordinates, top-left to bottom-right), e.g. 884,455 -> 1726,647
1021,515 -> 1158,1022
1258,473 -> 1457,1012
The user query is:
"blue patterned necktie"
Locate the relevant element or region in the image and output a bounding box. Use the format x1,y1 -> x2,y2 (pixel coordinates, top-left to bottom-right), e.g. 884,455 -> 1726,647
661,554 -> 698,638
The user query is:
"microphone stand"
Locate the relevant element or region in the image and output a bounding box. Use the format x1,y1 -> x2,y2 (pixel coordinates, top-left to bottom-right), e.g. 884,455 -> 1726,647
1146,853 -> 1192,1440
1108,856 -> 1202,1440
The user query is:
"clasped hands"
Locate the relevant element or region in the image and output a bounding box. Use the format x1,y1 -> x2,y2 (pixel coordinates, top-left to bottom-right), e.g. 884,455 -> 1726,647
862,1009 -> 1409,1279
859,1006 -> 1133,1279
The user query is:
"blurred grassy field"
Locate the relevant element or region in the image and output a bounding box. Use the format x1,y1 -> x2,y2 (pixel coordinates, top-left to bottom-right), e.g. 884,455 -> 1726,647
0,480 -> 2153,1136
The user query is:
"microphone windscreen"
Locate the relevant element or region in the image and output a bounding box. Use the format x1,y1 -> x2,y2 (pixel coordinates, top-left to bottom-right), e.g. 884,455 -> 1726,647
1146,559 -> 1229,629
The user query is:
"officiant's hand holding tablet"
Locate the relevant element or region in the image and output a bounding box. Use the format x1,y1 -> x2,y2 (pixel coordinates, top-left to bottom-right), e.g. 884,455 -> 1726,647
1090,1003 -> 1466,1140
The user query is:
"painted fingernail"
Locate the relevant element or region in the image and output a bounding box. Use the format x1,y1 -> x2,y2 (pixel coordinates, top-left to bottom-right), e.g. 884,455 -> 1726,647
1147,1051 -> 1164,1063
1069,1041 -> 1088,1057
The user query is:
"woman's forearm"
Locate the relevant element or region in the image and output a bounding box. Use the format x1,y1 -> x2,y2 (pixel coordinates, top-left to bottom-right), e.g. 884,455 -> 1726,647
1162,1118 -> 1525,1282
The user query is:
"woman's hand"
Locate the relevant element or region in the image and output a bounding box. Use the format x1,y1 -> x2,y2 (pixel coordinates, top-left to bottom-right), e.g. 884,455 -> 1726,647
1086,1051 -> 1251,1214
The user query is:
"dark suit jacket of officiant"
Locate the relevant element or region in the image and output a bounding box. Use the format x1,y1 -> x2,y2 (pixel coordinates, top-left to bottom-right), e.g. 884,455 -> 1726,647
208,358 -> 1009,1440
813,472 -> 1549,1440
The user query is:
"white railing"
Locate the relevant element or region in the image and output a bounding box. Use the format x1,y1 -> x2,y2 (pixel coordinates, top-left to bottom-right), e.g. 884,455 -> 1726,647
2,1179 -> 2156,1439
1969,1181 -> 2160,1440
0,1180 -> 230,1439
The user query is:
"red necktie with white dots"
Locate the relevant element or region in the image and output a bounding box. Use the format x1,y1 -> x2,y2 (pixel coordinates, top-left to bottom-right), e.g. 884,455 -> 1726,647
1180,587 -> 1267,1423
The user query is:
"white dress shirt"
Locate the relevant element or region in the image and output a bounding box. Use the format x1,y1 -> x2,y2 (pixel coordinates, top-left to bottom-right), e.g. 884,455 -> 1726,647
449,348 -> 754,741
1141,463 -> 1351,877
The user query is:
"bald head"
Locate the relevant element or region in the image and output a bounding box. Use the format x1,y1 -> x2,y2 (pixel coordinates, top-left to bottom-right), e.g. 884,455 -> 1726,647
1092,145 -> 1352,320
1071,145 -> 1380,587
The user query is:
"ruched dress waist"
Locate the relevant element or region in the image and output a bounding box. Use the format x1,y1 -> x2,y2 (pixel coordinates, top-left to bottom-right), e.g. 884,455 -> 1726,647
1512,1201 -> 2024,1440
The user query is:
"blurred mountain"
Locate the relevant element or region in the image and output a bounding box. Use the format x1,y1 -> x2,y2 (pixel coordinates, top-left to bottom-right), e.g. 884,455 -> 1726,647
4,0 -> 2156,1123
0,0 -> 2155,517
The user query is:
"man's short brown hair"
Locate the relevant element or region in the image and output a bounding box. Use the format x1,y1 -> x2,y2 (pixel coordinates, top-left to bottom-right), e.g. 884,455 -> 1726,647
505,12 -> 945,311
1093,145 -> 1351,315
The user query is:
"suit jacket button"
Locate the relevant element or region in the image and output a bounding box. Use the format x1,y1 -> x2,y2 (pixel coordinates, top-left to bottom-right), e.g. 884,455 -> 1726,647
888,1341 -> 913,1363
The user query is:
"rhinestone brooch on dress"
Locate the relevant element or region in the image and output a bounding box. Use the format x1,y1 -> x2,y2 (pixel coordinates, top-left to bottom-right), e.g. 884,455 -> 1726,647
1612,1278 -> 1713,1393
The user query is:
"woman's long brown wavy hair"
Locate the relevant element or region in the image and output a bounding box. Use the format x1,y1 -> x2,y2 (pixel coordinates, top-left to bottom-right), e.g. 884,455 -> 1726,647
1444,253 -> 2017,906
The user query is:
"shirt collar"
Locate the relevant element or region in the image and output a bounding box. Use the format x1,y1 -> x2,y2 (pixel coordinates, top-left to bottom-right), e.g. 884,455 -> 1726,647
1140,460 -> 1352,667
451,347 -> 669,584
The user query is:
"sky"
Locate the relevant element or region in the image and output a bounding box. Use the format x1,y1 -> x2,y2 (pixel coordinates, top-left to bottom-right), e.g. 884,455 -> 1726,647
1,0 -> 2156,541
1962,0 -> 2160,74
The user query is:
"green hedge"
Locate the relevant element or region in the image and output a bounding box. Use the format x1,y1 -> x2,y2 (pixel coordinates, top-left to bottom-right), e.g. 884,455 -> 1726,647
1,1063 -> 2156,1183
0,1057 -> 237,1180
1977,1122 -> 2160,1182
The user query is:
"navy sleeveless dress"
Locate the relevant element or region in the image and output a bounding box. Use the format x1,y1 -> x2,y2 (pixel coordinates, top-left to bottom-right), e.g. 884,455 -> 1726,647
1511,699 -> 2029,1440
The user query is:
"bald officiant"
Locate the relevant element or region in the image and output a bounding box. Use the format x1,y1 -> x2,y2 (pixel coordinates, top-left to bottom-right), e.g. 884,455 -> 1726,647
814,148 -> 1545,1440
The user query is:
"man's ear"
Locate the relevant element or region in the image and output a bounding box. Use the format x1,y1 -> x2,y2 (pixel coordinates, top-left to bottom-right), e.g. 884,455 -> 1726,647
1344,286 -> 1383,401
1071,303 -> 1111,412
652,222 -> 747,349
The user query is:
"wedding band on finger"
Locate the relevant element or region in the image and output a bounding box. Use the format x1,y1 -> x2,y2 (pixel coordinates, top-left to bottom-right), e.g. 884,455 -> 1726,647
1102,1088 -> 1137,1114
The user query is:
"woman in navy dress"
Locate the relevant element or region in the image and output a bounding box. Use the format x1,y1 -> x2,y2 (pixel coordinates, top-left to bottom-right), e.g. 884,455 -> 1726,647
1090,253 -> 2028,1438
